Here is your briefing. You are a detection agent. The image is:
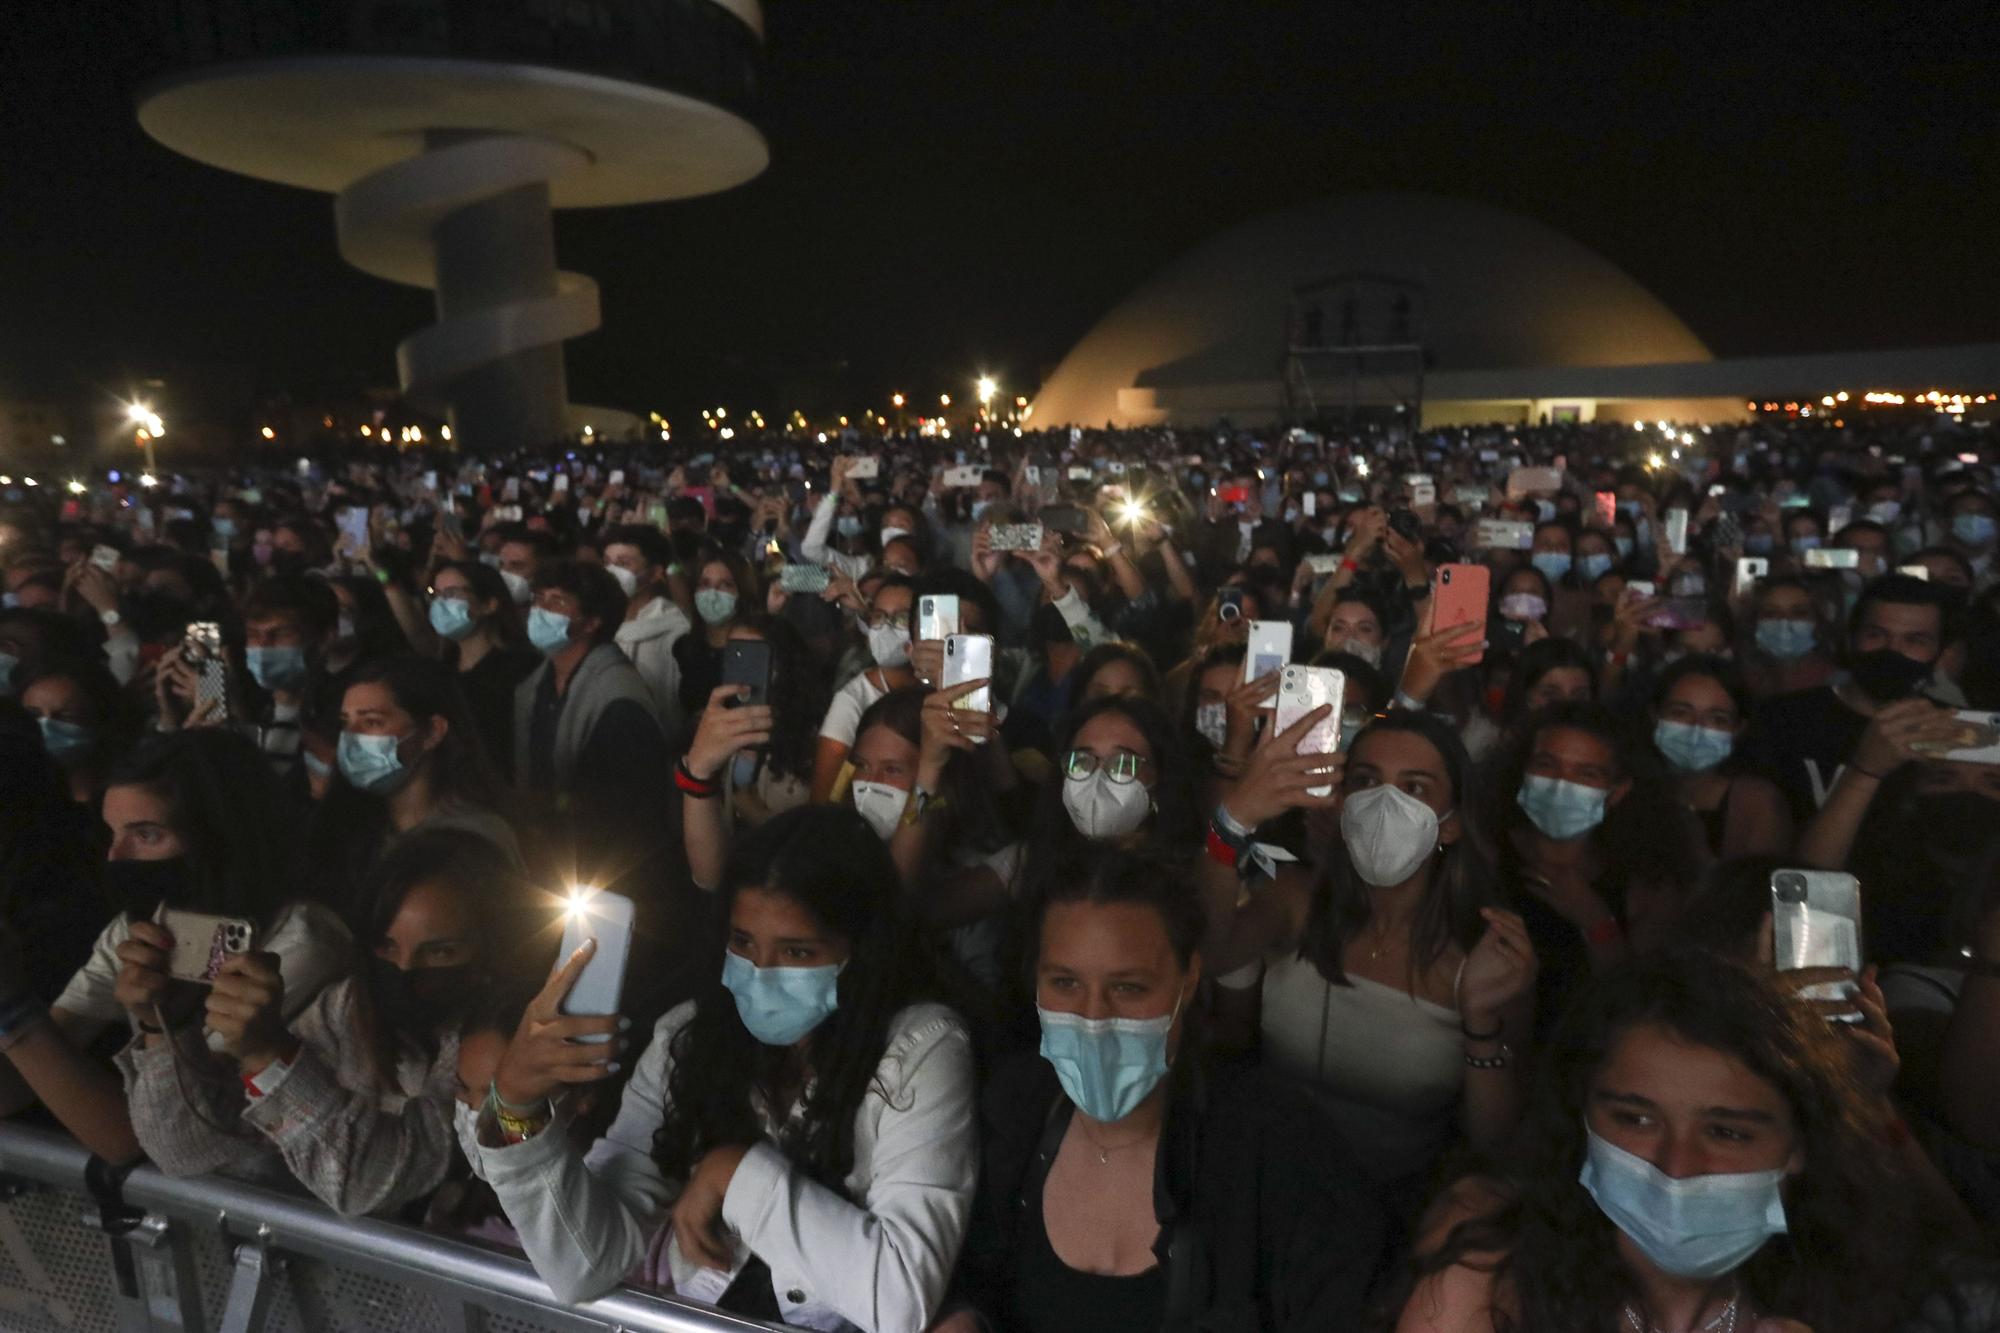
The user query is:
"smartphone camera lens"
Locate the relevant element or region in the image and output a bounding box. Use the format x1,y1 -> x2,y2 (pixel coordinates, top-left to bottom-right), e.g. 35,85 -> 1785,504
1773,871 -> 1808,905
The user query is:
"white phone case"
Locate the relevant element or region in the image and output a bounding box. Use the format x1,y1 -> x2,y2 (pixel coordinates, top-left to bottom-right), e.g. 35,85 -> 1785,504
1275,665 -> 1347,797
1245,620 -> 1294,691
918,595 -> 961,643
558,890 -> 636,1041
848,457 -> 880,480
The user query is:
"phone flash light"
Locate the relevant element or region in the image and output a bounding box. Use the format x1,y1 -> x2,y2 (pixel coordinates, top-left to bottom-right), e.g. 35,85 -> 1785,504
566,886 -> 597,918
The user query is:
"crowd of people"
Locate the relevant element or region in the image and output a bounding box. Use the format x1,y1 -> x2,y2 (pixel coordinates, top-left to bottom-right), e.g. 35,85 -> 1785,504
3,410 -> 2000,1332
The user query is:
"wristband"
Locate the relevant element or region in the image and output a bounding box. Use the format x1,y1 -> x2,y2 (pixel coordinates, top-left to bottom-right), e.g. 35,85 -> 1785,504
242,1037 -> 303,1097
1204,824 -> 1241,869
1211,803 -> 1256,844
674,759 -> 720,799
1464,1044 -> 1513,1071
1100,542 -> 1123,560
1339,557 -> 1359,573
1585,916 -> 1624,949
1606,650 -> 1630,668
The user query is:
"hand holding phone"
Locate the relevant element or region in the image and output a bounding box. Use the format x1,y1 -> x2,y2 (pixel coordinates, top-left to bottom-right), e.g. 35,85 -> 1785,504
555,890 -> 636,1044
1432,564 -> 1490,665
155,906 -> 255,985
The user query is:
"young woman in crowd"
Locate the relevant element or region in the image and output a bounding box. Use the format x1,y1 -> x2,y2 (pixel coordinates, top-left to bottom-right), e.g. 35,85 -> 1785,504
1201,709 -> 1539,1205
426,559 -> 538,769
0,730 -> 348,1167
1019,696 -> 1199,892
1649,654 -> 1792,859
1396,951 -> 1990,1333
673,547 -> 760,718
1492,702 -> 1704,1029
942,845 -> 1387,1333
812,573 -> 919,801
127,829 -> 530,1215
303,654 -> 519,915
1178,642 -> 1247,793
601,524 -> 694,736
470,805 -> 977,1328
15,655 -> 138,805
1066,641 -> 1163,711
1740,575 -> 1837,699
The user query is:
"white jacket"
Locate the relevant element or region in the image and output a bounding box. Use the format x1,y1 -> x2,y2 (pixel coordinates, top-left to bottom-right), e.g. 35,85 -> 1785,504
614,595 -> 693,735
475,1000 -> 976,1332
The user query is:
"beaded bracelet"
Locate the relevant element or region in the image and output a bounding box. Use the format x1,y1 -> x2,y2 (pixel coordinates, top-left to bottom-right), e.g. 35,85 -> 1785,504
1464,1044 -> 1513,1071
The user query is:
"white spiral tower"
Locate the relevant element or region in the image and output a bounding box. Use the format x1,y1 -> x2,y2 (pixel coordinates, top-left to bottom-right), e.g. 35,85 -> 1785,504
135,2 -> 768,451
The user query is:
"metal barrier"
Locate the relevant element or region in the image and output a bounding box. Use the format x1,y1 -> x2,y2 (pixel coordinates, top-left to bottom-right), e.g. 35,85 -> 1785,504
0,1122 -> 781,1333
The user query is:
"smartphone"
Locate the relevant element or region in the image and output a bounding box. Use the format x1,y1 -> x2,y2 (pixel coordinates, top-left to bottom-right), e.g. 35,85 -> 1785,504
90,544 -> 120,572
1433,564 -> 1490,664
1594,491 -> 1617,528
155,906 -> 254,985
918,594 -> 960,642
182,621 -> 230,721
552,473 -> 570,495
1275,665 -> 1347,797
1023,465 -> 1042,488
780,564 -> 830,595
990,522 -> 1044,552
1301,493 -> 1317,518
1896,562 -> 1929,581
338,506 -> 371,553
943,632 -> 994,720
1040,505 -> 1089,536
1734,557 -> 1770,598
1217,587 -> 1246,623
502,478 -> 520,502
1304,553 -> 1344,576
1770,869 -> 1863,1022
942,465 -> 984,489
1245,620 -> 1294,688
847,457 -> 880,480
1804,547 -> 1859,570
608,469 -> 626,487
1410,482 -> 1437,509
1506,466 -> 1561,498
1066,466 -> 1092,482
1452,485 -> 1490,508
1475,518 -> 1534,551
557,889 -> 636,1041
1626,579 -> 1657,598
1106,461 -> 1128,476
1664,508 -> 1689,555
1914,710 -> 2000,762
721,639 -> 772,708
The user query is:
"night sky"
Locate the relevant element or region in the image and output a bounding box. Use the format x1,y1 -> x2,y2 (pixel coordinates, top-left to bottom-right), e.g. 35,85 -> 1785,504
1,1 -> 1995,423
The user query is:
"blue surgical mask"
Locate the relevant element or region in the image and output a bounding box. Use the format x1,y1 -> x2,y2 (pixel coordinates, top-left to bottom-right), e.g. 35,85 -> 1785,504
1866,500 -> 1901,525
337,730 -> 418,795
1789,535 -> 1821,557
694,588 -> 738,625
1311,471 -> 1330,487
212,517 -> 238,540
971,499 -> 994,523
1654,719 -> 1733,773
1755,618 -> 1815,660
721,951 -> 841,1046
1037,998 -> 1181,1124
428,596 -> 476,642
37,716 -> 93,759
835,515 -> 864,540
1953,513 -> 1997,546
245,644 -> 308,693
1517,773 -> 1608,840
1743,533 -> 1774,556
1530,551 -> 1572,582
1613,536 -> 1635,560
1577,552 -> 1614,581
527,606 -> 572,655
1579,1127 -> 1788,1281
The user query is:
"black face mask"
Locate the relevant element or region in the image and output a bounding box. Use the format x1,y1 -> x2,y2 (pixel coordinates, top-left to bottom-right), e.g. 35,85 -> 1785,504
366,957 -> 483,1036
103,856 -> 193,920
1847,649 -> 1933,703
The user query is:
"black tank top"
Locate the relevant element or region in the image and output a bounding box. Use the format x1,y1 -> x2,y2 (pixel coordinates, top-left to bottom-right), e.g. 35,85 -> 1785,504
1010,1193 -> 1166,1333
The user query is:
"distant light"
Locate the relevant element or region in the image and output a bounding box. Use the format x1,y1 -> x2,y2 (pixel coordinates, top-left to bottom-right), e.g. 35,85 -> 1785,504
107,470 -> 121,483
1646,452 -> 1664,469
976,376 -> 997,405
440,425 -> 452,441
941,427 -> 952,439
1015,395 -> 1028,407
1821,396 -> 1836,408
582,425 -> 593,437
1013,427 -> 1024,437
22,478 -> 36,487
145,413 -> 164,436
125,402 -> 150,425
260,426 -> 276,440
67,480 -> 86,495
1679,432 -> 1692,444
719,426 -> 735,440
1836,390 -> 1850,402
139,473 -> 157,487
360,425 -> 372,437
1634,422 -> 1647,432
660,429 -> 671,441
939,394 -> 952,408
0,476 -> 9,485
891,393 -> 905,408
816,432 -> 828,443
1354,459 -> 1370,477
714,407 -> 727,419
50,435 -> 65,447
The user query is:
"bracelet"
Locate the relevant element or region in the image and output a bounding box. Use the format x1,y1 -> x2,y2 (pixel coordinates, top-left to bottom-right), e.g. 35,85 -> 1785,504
1585,916 -> 1624,949
1204,824 -> 1241,869
674,759 -> 720,799
1464,1044 -> 1513,1071
1460,1018 -> 1504,1042
135,1020 -> 164,1035
488,1078 -> 550,1116
488,1085 -> 553,1143
1339,557 -> 1359,573
1211,803 -> 1256,843
1100,542 -> 1123,560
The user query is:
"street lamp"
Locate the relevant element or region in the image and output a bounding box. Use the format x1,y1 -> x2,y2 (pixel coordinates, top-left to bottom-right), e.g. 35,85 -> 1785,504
891,393 -> 905,408
939,393 -> 952,408
976,376 -> 996,405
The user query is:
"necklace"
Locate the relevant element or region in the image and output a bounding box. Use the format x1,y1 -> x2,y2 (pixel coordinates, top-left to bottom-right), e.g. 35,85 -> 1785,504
1619,1294 -> 1739,1333
1074,1118 -> 1154,1166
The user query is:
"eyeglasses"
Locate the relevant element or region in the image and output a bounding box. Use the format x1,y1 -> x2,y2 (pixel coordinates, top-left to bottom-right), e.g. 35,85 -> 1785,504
866,610 -> 912,631
1062,749 -> 1150,783
427,587 -> 470,603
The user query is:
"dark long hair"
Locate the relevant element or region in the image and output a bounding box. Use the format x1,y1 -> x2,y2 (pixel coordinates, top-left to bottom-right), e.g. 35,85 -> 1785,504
329,575 -> 414,659
732,613 -> 829,785
345,829 -> 532,1090
432,559 -> 526,648
1412,951 -> 1966,1333
654,805 -> 933,1193
1019,694 -> 1198,899
306,654 -> 509,922
1299,711 -> 1495,986
102,730 -> 301,926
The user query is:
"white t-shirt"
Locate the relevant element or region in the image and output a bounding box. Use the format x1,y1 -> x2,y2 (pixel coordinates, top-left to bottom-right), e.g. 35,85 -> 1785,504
57,901 -> 353,1049
817,670 -> 893,748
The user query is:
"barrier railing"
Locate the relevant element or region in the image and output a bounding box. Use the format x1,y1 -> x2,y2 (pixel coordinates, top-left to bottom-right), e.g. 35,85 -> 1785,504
0,1122 -> 781,1333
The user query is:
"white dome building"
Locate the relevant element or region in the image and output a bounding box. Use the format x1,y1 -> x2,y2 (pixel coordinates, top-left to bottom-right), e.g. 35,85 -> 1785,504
1031,190 -> 1734,428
